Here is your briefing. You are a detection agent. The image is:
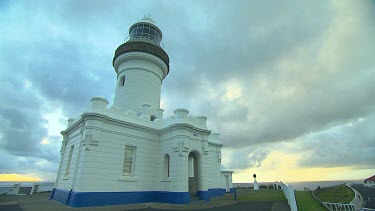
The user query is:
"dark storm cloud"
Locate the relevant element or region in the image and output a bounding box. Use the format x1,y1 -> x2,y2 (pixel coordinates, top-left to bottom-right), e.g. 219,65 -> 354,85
0,79 -> 60,162
0,74 -> 47,156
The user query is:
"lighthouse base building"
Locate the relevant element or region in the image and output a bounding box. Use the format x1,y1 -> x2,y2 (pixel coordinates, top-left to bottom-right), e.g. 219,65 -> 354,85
51,17 -> 233,207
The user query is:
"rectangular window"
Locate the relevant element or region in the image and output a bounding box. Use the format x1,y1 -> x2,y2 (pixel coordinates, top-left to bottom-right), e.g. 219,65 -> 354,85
119,75 -> 126,86
65,145 -> 74,176
123,145 -> 136,175
163,154 -> 170,178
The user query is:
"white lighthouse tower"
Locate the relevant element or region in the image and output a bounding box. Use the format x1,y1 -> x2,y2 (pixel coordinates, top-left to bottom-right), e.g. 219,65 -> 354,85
113,17 -> 169,113
51,17 -> 233,207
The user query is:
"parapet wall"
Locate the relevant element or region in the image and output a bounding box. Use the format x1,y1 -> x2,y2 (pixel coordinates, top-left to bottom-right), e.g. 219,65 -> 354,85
66,97 -> 220,137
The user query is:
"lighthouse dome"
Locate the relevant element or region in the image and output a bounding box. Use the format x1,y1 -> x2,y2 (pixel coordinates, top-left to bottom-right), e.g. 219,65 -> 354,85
140,17 -> 155,24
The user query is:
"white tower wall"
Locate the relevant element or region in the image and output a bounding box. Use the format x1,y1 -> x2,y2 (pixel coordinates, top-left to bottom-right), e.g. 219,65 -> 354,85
113,52 -> 168,112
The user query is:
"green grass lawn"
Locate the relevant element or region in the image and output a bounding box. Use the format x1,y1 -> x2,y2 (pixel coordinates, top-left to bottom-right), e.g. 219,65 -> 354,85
223,189 -> 286,202
314,184 -> 354,203
295,191 -> 326,211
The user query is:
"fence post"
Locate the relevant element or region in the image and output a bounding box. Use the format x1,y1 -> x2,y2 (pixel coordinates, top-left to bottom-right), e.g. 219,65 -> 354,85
278,182 -> 298,211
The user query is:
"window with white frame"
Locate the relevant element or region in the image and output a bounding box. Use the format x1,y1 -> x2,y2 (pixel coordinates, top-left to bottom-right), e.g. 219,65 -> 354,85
65,145 -> 74,176
163,154 -> 170,178
123,145 -> 136,175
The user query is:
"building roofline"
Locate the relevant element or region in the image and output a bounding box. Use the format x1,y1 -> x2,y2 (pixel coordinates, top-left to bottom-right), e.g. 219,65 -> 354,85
365,175 -> 375,181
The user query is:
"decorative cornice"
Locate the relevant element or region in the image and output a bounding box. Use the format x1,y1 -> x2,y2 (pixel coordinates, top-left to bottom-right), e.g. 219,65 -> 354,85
61,112 -> 212,139
61,119 -> 84,136
81,112 -> 160,133
160,123 -> 211,135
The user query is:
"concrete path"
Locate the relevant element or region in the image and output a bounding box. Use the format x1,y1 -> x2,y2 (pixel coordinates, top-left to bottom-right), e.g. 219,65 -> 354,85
0,200 -> 23,211
350,187 -> 364,210
0,192 -> 290,211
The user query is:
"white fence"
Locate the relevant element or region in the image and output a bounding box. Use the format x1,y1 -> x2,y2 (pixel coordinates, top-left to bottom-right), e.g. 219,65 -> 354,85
0,182 -> 54,195
278,181 -> 298,211
322,202 -> 355,211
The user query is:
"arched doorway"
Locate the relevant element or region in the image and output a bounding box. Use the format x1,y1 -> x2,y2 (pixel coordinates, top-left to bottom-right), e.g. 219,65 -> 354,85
188,152 -> 198,195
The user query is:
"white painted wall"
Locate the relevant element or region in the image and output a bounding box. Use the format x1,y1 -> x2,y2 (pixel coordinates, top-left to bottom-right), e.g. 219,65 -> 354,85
55,125 -> 82,190
56,102 -> 228,195
113,52 -> 168,112
54,18 -> 232,199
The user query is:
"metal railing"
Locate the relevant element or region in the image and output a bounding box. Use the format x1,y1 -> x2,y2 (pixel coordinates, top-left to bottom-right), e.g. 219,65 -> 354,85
123,36 -> 165,49
322,202 -> 355,211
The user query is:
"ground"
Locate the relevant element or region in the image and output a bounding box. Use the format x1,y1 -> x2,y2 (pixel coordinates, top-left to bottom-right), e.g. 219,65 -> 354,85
0,191 -> 290,211
223,189 -> 287,202
295,191 -> 326,211
351,184 -> 375,209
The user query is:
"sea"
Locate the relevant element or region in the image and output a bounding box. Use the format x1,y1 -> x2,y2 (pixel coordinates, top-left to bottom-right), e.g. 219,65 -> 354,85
234,180 -> 364,191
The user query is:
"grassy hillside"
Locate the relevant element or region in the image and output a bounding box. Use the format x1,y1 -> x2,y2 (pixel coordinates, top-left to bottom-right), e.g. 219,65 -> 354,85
295,191 -> 326,211
314,184 -> 354,203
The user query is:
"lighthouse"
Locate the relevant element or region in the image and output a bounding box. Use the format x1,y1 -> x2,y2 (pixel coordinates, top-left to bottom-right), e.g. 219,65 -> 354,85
51,17 -> 233,207
113,17 -> 169,113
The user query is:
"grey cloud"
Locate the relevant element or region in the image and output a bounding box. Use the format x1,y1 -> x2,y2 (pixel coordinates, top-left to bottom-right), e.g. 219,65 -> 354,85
165,0 -> 334,83
0,100 -> 59,161
0,149 -> 58,180
0,150 -> 17,172
295,115 -> 375,168
163,1 -> 375,150
226,147 -> 270,170
0,76 -> 48,157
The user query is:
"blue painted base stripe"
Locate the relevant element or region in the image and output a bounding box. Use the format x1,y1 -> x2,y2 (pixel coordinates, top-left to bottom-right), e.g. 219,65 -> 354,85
50,188 -> 190,207
197,190 -> 210,201
208,188 -> 224,197
49,188 -> 71,205
158,191 -> 190,204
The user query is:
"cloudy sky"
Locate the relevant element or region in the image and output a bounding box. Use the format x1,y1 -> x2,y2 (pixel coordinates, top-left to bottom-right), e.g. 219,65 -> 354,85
0,0 -> 374,182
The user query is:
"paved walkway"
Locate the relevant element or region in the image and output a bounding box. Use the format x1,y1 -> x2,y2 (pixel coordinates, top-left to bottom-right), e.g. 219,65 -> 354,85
0,192 -> 290,211
351,184 -> 375,209
350,186 -> 364,210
